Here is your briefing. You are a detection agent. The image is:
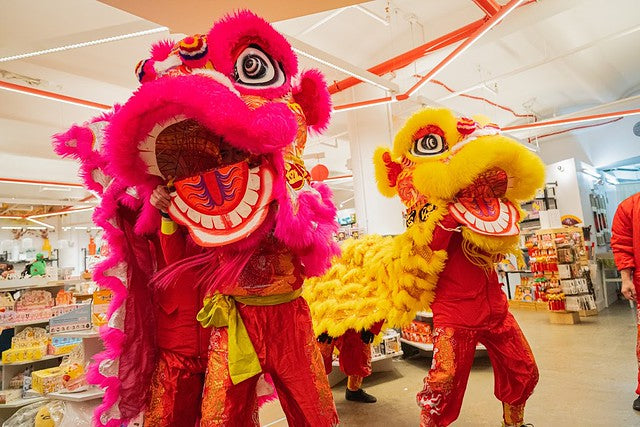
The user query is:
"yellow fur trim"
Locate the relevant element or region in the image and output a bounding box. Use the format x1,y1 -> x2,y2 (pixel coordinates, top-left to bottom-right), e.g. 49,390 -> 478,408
392,108 -> 460,160
412,135 -> 544,203
373,146 -> 398,198
303,204 -> 448,337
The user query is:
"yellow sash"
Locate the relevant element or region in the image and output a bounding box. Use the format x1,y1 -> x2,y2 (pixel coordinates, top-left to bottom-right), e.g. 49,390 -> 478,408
197,288 -> 302,384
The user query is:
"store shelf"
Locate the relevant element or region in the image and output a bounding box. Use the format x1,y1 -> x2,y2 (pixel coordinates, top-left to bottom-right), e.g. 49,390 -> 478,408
2,354 -> 63,366
0,396 -> 46,409
51,329 -> 100,339
415,311 -> 433,318
49,388 -> 104,402
0,318 -> 51,329
0,278 -> 83,293
400,338 -> 486,352
332,351 -> 403,367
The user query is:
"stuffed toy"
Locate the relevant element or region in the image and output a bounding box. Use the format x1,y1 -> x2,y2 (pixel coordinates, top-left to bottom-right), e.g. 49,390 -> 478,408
304,107 -> 544,426
55,10 -> 339,427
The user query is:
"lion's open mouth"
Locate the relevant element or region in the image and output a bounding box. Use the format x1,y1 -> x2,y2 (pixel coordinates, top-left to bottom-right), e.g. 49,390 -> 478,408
449,168 -> 519,236
139,118 -> 275,246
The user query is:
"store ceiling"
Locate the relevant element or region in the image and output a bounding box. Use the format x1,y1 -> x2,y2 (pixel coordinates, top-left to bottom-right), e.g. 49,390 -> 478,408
1,0 -> 639,223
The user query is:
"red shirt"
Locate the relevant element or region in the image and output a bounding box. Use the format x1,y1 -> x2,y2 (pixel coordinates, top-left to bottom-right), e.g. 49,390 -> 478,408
611,193 -> 640,288
156,226 -> 210,358
430,217 -> 508,329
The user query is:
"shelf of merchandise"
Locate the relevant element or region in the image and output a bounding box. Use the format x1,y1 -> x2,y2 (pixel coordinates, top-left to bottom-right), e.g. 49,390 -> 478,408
48,387 -> 104,402
415,311 -> 433,318
1,354 -> 64,367
51,329 -> 100,339
331,351 -> 403,367
400,338 -> 486,352
0,278 -> 84,293
0,318 -> 51,329
0,396 -> 47,409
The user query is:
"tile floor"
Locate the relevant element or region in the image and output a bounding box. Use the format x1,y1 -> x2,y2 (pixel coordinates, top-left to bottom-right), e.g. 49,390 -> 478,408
259,300 -> 640,426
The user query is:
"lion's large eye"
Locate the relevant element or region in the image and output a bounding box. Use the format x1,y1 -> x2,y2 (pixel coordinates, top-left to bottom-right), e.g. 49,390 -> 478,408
234,45 -> 285,88
410,134 -> 447,156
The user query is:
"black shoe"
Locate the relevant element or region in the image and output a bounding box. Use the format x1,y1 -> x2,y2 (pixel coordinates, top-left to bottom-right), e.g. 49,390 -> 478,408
521,424 -> 534,427
345,388 -> 377,403
633,396 -> 640,411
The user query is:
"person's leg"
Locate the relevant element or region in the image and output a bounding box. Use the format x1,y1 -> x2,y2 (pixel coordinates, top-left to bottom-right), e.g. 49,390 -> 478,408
480,312 -> 538,427
200,327 -> 260,427
634,307 -> 640,410
144,351 -> 205,427
316,335 -> 336,375
417,326 -> 478,427
337,329 -> 377,403
256,298 -> 338,427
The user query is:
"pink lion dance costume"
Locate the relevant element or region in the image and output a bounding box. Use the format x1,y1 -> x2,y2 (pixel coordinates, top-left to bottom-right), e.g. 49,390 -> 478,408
54,10 -> 339,427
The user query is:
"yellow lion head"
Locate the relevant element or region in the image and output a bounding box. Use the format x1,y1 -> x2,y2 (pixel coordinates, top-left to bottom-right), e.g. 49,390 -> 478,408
374,107 -> 545,258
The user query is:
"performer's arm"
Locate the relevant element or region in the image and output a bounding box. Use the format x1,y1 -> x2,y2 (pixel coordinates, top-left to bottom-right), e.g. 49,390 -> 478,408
611,200 -> 635,300
150,185 -> 187,264
430,212 -> 462,252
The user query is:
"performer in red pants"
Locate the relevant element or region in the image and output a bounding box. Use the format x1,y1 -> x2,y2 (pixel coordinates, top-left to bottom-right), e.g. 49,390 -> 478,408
144,187 -> 210,426
417,214 -> 538,427
317,321 -> 384,403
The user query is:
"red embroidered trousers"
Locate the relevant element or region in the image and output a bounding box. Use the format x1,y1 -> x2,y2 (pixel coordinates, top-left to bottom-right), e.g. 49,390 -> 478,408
417,312 -> 538,427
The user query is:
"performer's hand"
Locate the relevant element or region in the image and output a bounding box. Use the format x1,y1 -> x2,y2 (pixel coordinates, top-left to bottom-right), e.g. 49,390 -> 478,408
317,332 -> 333,344
360,329 -> 375,344
150,185 -> 171,213
622,276 -> 636,301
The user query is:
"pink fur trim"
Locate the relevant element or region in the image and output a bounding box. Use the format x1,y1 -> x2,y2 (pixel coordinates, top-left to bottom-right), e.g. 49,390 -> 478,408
273,181 -> 340,276
208,10 -> 297,99
293,69 -> 332,134
150,39 -> 175,61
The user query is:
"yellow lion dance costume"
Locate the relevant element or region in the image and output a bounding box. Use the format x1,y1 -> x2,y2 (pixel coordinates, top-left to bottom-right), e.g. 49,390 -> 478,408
305,107 -> 544,426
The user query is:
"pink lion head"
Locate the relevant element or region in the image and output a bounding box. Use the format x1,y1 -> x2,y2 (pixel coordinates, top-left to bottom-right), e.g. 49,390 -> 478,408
107,9 -> 338,272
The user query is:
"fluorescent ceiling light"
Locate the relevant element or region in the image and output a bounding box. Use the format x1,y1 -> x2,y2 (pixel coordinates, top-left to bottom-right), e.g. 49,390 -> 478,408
26,218 -> 55,229
1,227 -> 23,230
407,0 -> 525,96
288,37 -> 398,93
26,226 -> 46,230
28,207 -> 94,219
352,5 -> 389,26
0,27 -> 168,63
40,187 -> 71,192
0,81 -> 110,111
74,226 -> 88,230
505,108 -> 640,132
332,97 -> 398,114
0,178 -> 83,189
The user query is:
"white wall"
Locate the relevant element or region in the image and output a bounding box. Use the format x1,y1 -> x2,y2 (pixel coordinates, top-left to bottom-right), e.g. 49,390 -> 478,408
544,158 -> 586,221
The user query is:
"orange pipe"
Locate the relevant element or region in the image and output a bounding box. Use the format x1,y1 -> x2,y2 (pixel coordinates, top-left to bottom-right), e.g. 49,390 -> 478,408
0,177 -> 84,188
405,0 -> 525,97
333,96 -> 395,112
503,108 -> 640,132
328,18 -> 485,94
472,0 -> 501,15
0,80 -> 111,110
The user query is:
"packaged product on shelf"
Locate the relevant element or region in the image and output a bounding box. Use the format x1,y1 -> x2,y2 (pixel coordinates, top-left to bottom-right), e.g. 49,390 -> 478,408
31,366 -> 64,394
49,303 -> 92,333
2,327 -> 49,364
91,288 -> 113,327
55,290 -> 75,306
59,346 -> 88,392
0,388 -> 21,404
48,336 -> 82,356
402,320 -> 432,344
383,331 -> 401,354
11,290 -> 54,324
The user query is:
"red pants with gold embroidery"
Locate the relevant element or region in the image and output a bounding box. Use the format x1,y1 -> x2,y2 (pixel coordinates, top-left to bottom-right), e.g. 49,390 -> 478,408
318,329 -> 372,378
144,351 -> 208,427
417,312 -> 538,427
200,297 -> 338,427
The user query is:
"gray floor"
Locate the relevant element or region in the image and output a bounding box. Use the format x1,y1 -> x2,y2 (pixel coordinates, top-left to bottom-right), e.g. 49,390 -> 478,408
260,300 -> 640,426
